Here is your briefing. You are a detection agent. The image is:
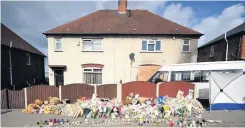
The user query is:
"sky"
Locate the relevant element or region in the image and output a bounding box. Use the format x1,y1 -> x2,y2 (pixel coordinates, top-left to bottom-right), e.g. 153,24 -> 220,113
1,1 -> 245,74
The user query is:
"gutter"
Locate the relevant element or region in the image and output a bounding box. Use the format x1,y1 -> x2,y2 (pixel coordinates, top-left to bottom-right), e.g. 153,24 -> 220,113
9,41 -> 13,87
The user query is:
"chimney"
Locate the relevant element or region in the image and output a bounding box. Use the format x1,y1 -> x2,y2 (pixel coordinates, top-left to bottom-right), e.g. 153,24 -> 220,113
118,0 -> 127,14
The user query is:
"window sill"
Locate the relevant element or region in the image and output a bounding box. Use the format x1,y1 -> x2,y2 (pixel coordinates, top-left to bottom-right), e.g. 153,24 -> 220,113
182,51 -> 191,53
82,50 -> 103,52
140,51 -> 163,53
54,50 -> 63,52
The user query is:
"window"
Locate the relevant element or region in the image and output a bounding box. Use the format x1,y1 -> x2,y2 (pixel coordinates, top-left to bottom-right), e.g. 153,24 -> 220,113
182,71 -> 191,81
141,40 -> 161,52
55,38 -> 62,51
171,71 -> 209,82
210,45 -> 214,57
182,39 -> 190,52
83,39 -> 102,51
83,68 -> 102,84
171,72 -> 182,81
26,53 -> 31,65
150,71 -> 169,83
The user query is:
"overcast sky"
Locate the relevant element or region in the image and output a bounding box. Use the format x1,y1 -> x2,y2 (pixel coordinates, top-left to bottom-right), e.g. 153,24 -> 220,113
1,1 -> 245,74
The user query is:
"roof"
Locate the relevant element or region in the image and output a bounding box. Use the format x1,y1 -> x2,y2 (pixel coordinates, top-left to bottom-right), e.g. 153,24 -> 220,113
199,22 -> 245,49
1,24 -> 45,56
44,10 -> 203,37
158,61 -> 245,72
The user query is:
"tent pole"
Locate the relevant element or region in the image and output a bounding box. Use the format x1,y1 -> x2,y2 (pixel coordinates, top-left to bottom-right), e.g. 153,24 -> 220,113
209,71 -> 212,112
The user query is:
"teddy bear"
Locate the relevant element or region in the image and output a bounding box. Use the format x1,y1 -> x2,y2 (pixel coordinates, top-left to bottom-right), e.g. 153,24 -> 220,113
35,99 -> 43,106
44,100 -> 49,105
49,97 -> 60,105
125,93 -> 134,105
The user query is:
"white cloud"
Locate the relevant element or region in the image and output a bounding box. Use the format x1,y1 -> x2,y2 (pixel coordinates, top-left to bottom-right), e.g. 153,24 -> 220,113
193,3 -> 245,46
163,3 -> 194,27
162,3 -> 245,46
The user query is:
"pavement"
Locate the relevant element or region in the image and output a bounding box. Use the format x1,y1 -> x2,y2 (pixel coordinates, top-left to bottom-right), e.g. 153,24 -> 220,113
1,109 -> 245,127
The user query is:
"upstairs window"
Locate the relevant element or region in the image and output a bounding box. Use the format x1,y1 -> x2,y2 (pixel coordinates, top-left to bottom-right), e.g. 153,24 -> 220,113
83,39 -> 102,51
83,68 -> 102,84
26,53 -> 31,65
141,40 -> 161,52
210,45 -> 214,57
182,39 -> 190,52
55,38 -> 62,51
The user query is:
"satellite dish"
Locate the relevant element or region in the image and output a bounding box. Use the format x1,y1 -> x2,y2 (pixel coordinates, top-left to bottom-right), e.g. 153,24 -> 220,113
129,53 -> 135,62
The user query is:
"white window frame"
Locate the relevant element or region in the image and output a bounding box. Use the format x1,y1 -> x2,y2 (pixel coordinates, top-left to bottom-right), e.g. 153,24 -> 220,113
26,53 -> 31,65
210,45 -> 214,57
54,38 -> 63,51
141,39 -> 162,52
83,68 -> 102,85
182,39 -> 191,52
82,38 -> 103,52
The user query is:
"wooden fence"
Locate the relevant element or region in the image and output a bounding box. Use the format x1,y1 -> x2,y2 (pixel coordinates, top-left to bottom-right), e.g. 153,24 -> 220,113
61,84 -> 94,103
97,84 -> 117,99
1,83 -> 116,109
122,81 -> 156,102
1,89 -> 25,109
1,81 -> 194,109
158,81 -> 194,97
27,85 -> 59,105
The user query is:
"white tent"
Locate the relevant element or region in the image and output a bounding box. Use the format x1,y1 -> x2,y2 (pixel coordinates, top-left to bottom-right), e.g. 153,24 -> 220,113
210,71 -> 245,110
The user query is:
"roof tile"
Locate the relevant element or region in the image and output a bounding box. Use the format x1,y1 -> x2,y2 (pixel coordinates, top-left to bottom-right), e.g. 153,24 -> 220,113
44,10 -> 202,36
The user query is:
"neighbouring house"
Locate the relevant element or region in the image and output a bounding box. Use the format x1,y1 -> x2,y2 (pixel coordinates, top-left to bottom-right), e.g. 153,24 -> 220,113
43,0 -> 203,86
198,22 -> 245,62
1,23 -> 46,90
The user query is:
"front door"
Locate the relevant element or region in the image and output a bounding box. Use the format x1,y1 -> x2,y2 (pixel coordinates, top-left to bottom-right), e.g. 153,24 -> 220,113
54,69 -> 64,86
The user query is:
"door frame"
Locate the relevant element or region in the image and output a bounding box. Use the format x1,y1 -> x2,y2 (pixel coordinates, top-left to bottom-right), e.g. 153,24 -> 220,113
54,69 -> 64,86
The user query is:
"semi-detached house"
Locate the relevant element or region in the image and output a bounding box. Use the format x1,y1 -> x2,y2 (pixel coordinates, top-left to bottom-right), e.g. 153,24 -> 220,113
43,0 -> 203,86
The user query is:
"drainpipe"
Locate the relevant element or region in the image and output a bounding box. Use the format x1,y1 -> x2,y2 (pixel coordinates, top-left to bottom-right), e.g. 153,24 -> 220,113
9,41 -> 13,87
225,32 -> 229,61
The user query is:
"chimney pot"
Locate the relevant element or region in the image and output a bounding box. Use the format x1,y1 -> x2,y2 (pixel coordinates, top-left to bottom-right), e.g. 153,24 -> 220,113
118,0 -> 127,14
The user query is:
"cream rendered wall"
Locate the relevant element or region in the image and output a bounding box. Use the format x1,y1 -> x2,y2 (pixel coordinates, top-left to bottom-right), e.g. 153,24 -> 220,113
48,36 -> 198,85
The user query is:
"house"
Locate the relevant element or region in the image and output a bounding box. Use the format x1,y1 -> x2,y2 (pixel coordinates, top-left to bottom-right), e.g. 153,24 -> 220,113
1,24 -> 46,90
198,22 -> 245,62
43,0 -> 203,86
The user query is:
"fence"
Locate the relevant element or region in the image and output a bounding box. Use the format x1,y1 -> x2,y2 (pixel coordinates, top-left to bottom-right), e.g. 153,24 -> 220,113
1,84 -> 116,109
61,84 -> 95,103
122,81 -> 156,102
1,81 -> 193,109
